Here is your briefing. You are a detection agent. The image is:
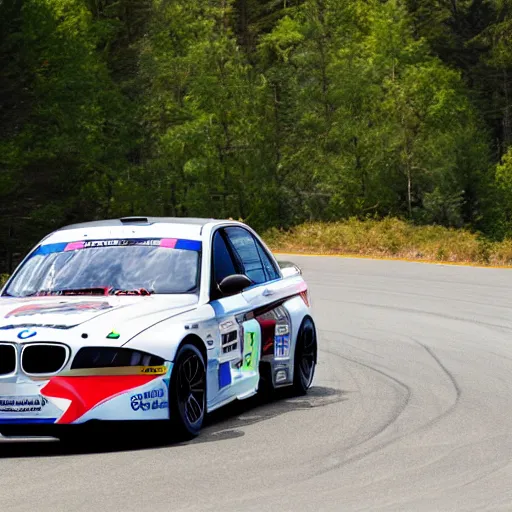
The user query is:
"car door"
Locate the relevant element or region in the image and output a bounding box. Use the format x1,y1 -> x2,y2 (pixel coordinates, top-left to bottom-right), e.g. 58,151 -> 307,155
208,228 -> 255,408
222,227 -> 307,388
208,226 -> 305,408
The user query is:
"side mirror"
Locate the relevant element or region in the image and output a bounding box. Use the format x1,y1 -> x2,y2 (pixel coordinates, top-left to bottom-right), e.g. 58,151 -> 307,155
218,274 -> 253,297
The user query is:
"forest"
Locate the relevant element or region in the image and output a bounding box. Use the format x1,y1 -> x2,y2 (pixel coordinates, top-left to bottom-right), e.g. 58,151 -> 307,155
1,0 -> 512,272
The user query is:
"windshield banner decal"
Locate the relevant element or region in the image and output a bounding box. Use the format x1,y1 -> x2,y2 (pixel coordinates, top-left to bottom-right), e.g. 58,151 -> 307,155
64,241 -> 85,251
31,238 -> 202,256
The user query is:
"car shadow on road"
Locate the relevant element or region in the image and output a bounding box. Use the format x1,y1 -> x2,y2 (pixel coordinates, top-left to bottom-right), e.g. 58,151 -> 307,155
0,385 -> 347,458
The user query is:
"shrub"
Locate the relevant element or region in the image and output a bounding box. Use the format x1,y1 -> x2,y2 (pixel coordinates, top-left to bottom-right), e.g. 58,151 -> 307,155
0,274 -> 9,288
263,218 -> 512,266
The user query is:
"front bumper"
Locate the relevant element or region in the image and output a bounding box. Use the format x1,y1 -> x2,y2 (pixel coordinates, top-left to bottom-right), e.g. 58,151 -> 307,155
0,364 -> 173,430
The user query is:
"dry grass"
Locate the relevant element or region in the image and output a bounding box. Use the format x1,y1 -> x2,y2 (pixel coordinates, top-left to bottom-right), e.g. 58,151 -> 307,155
0,274 -> 9,288
264,218 -> 512,267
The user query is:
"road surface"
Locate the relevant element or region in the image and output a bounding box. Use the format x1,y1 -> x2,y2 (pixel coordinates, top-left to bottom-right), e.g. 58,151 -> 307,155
1,255 -> 512,511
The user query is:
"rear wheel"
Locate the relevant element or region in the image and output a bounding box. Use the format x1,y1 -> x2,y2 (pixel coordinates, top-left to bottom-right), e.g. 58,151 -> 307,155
292,317 -> 317,395
169,344 -> 206,439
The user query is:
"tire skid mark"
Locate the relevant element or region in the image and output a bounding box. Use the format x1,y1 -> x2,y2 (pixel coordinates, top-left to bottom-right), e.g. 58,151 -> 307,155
311,337 -> 461,478
303,266 -> 512,290
411,338 -> 462,404
335,339 -> 464,499
312,347 -> 411,472
313,281 -> 512,313
354,447 -> 512,512
319,331 -> 387,360
324,298 -> 512,333
252,343 -> 411,488
460,458 -> 511,489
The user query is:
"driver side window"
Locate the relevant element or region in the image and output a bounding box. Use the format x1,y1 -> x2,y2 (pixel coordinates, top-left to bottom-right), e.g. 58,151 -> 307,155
224,227 -> 278,285
211,230 -> 238,300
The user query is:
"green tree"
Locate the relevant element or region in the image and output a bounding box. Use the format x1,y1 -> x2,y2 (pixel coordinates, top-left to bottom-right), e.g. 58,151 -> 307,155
137,0 -> 262,223
256,0 -> 490,225
0,0 -> 136,269
495,146 -> 512,235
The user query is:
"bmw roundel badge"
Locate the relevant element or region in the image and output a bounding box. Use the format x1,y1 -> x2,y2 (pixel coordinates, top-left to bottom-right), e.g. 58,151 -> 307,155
18,329 -> 37,340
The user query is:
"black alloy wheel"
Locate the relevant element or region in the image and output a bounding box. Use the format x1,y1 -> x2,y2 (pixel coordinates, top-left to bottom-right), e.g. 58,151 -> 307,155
292,317 -> 317,395
170,344 -> 206,439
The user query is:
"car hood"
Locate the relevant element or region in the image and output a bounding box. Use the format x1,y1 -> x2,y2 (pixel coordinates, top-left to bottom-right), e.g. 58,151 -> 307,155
0,295 -> 198,346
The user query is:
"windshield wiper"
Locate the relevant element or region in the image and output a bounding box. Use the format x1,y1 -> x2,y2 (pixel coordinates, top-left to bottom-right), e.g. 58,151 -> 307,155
109,288 -> 153,296
27,287 -> 110,297
24,287 -> 154,297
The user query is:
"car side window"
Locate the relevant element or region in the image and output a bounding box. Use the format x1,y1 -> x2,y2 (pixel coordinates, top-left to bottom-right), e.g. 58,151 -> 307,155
224,227 -> 275,285
211,231 -> 238,298
255,240 -> 280,281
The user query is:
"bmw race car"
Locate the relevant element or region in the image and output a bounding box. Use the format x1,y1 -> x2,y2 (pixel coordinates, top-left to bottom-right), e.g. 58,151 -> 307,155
0,217 -> 317,439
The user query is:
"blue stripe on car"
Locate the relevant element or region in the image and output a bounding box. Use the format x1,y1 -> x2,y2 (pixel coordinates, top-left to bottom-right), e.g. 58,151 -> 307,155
175,239 -> 202,251
0,418 -> 57,424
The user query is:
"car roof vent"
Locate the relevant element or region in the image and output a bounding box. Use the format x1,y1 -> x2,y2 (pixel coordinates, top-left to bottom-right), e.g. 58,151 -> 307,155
119,216 -> 150,224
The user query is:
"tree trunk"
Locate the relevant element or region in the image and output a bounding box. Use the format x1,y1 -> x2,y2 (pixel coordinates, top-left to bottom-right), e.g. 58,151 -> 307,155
407,163 -> 412,218
503,68 -> 511,151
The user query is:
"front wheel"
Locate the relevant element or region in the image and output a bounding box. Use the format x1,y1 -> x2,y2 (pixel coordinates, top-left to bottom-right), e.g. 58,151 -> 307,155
292,317 -> 317,395
169,344 -> 206,439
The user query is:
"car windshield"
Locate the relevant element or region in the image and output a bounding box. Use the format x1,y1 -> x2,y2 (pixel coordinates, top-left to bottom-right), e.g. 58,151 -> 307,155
3,238 -> 201,298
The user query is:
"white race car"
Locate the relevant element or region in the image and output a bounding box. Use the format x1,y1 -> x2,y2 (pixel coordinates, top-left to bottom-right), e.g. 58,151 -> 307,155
0,217 -> 317,439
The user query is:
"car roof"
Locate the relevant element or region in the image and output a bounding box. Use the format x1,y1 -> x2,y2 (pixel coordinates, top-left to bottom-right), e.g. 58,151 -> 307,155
41,217 -> 229,244
57,217 -> 216,231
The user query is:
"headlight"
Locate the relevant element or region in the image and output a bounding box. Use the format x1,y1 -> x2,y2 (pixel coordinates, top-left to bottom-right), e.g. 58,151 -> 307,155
71,347 -> 165,369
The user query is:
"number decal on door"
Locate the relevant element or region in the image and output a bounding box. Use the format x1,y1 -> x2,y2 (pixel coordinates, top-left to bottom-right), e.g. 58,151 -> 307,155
240,319 -> 261,372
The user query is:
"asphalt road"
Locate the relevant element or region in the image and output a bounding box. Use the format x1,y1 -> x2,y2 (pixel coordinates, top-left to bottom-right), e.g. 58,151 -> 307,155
2,255 -> 512,511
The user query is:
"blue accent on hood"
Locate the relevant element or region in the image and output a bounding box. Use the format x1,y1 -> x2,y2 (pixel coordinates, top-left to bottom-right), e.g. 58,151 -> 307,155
17,329 -> 37,340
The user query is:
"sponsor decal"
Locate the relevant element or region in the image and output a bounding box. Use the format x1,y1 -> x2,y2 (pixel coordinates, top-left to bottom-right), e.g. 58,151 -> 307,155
41,374 -> 162,424
241,328 -> 260,372
139,366 -> 166,375
17,329 -> 37,339
59,365 -> 170,377
220,320 -> 234,330
276,324 -> 289,335
130,388 -> 167,411
218,361 -> 231,389
0,323 -> 76,330
83,239 -> 161,248
275,334 -> 290,358
0,396 -> 48,413
221,330 -> 238,354
30,239 -> 201,260
106,330 -> 120,339
5,301 -> 112,318
66,238 -> 201,251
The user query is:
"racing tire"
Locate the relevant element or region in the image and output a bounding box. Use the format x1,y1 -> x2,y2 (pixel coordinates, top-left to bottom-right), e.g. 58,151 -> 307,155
292,317 -> 317,395
169,343 -> 206,440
